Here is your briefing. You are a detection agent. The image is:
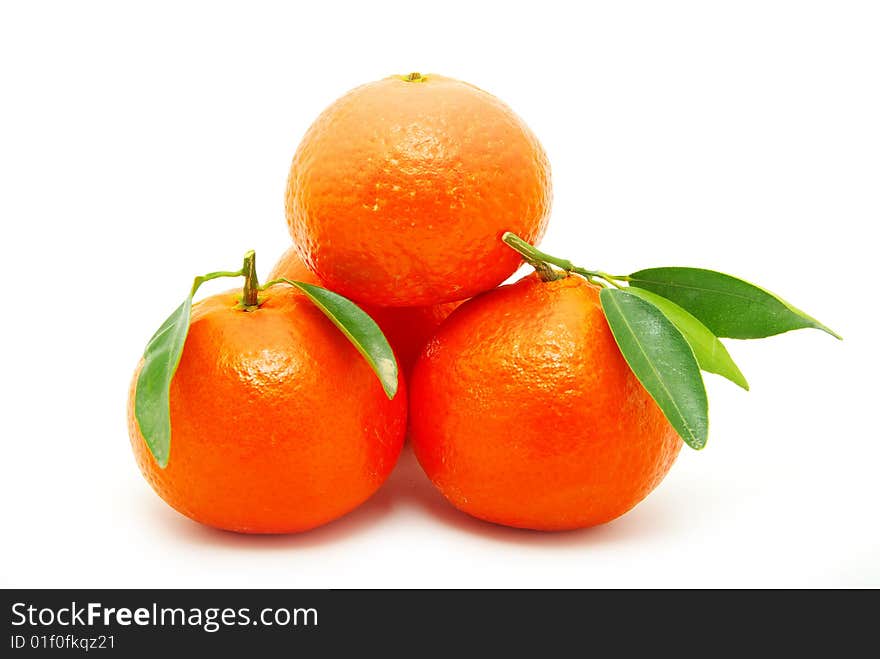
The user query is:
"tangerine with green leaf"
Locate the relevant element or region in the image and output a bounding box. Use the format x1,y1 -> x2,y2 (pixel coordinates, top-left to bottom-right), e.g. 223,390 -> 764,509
128,252 -> 406,534
409,272 -> 682,531
409,234 -> 839,531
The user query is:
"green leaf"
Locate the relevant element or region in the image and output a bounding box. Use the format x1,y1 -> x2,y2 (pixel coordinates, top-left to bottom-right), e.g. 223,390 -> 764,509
134,263 -> 245,468
135,296 -> 193,468
628,267 -> 841,340
625,287 -> 749,390
281,279 -> 399,399
600,288 -> 709,450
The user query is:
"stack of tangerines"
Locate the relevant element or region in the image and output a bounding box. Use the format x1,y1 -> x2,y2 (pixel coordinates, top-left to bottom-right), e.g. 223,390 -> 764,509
127,72 -> 832,535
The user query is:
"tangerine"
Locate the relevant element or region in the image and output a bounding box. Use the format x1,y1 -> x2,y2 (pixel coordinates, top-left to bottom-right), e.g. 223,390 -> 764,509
285,72 -> 552,307
409,273 -> 681,531
127,284 -> 407,533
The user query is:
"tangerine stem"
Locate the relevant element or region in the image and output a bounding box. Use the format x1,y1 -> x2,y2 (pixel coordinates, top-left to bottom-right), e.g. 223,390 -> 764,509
241,250 -> 260,308
501,232 -> 628,288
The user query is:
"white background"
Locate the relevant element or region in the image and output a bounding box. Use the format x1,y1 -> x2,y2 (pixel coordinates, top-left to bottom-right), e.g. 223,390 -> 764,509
2,1 -> 878,588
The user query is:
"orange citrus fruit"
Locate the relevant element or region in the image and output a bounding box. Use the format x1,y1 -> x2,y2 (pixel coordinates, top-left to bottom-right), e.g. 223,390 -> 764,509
409,273 -> 681,531
127,285 -> 407,533
269,246 -> 460,375
285,72 -> 552,307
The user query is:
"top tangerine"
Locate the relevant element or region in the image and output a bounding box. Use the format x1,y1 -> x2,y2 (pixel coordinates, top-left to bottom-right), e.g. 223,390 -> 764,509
285,72 -> 552,307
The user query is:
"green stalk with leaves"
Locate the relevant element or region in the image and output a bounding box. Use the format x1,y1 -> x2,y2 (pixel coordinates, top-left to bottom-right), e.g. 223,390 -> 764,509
502,232 -> 841,450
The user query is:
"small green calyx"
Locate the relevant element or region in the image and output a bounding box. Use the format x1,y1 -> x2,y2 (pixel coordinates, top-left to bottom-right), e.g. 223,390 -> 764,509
402,71 -> 427,83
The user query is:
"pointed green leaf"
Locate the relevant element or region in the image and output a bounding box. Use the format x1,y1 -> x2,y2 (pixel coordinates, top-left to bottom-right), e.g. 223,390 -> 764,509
134,266 -> 242,468
625,287 -> 749,390
600,288 -> 709,449
628,267 -> 840,340
135,297 -> 193,468
282,279 -> 399,399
